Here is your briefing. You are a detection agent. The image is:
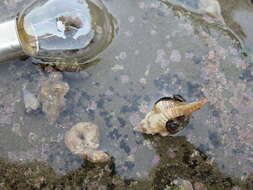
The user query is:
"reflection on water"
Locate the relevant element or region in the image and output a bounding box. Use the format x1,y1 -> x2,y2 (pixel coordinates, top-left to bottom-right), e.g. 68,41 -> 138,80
162,0 -> 224,23
163,0 -> 253,55
0,0 -> 252,189
219,0 -> 253,54
16,0 -> 117,64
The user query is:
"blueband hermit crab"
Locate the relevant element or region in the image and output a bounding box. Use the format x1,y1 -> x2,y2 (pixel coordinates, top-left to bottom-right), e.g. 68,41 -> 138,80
134,95 -> 208,136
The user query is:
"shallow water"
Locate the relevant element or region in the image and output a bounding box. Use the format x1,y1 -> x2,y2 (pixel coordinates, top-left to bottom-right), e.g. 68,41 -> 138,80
0,0 -> 252,189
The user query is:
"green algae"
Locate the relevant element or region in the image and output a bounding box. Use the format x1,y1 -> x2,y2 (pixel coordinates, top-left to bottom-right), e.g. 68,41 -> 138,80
0,159 -> 116,189
0,135 -> 251,190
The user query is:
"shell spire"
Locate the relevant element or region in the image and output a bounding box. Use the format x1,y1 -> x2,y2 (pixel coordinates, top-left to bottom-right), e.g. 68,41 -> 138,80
168,98 -> 208,118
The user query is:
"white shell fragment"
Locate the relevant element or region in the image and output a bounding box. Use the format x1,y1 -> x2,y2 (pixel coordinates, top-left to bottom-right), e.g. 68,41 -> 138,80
134,96 -> 208,136
22,87 -> 40,113
64,122 -> 110,163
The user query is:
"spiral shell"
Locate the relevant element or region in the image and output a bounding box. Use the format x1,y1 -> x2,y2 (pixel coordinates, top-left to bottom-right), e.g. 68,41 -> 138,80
134,95 -> 208,136
65,122 -> 110,163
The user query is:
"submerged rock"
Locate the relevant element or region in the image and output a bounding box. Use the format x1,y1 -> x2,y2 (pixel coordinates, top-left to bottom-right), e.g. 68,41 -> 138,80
163,0 -> 224,23
39,72 -> 69,124
172,178 -> 194,190
64,122 -> 110,163
134,95 -> 208,136
193,182 -> 207,190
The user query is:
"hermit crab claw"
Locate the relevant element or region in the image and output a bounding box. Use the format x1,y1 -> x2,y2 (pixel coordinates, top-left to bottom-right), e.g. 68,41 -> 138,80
134,95 -> 208,136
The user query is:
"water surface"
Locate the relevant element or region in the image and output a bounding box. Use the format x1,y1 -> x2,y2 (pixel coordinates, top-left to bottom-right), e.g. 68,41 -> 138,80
0,0 -> 252,189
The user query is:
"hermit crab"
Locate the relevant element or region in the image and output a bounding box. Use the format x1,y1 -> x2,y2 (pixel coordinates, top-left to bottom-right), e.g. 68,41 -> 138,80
65,122 -> 110,163
134,95 -> 208,136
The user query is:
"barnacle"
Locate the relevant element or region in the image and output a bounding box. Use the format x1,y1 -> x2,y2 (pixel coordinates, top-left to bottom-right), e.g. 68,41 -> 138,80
64,122 -> 110,163
134,95 -> 208,136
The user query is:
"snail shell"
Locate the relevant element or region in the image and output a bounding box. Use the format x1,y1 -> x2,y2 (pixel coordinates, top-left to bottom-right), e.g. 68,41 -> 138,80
64,122 -> 110,163
134,95 -> 208,136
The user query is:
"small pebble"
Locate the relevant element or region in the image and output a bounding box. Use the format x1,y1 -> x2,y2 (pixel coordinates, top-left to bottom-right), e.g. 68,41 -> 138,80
120,75 -> 129,84
111,64 -> 124,71
150,29 -> 157,35
128,16 -> 135,23
152,155 -> 160,166
167,148 -> 177,159
138,2 -> 145,9
139,78 -> 147,84
105,89 -> 114,96
119,52 -> 127,60
194,182 -> 207,190
231,186 -> 241,190
182,180 -> 194,190
170,50 -> 182,62
11,124 -> 22,137
87,101 -> 97,111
